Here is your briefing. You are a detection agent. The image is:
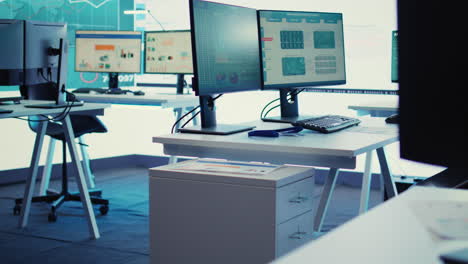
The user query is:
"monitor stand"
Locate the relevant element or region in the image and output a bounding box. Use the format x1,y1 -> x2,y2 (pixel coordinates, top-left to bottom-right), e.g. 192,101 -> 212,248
176,74 -> 185,94
106,72 -> 127,94
178,95 -> 255,135
261,90 -> 318,123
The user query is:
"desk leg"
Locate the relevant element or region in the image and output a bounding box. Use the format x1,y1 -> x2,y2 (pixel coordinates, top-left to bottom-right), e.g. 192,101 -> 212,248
169,108 -> 184,164
19,121 -> 48,228
314,168 -> 339,233
376,147 -> 397,198
359,151 -> 373,214
39,138 -> 56,195
62,115 -> 100,240
78,136 -> 95,189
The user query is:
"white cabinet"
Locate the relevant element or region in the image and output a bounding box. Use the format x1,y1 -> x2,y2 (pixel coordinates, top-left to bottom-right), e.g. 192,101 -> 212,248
149,159 -> 315,264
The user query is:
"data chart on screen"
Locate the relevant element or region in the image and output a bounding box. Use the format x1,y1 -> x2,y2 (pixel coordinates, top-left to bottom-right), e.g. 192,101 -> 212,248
259,11 -> 346,88
145,30 -> 193,74
75,30 -> 142,73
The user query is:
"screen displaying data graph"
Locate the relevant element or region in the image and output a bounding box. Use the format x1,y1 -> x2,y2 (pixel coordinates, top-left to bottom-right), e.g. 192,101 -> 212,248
144,30 -> 193,74
75,30 -> 142,73
259,10 -> 346,89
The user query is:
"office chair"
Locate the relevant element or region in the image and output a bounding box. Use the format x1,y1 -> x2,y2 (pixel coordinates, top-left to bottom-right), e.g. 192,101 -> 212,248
13,114 -> 109,222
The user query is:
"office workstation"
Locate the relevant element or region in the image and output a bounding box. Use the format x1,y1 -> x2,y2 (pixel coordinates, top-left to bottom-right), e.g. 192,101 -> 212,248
1,0 -> 466,264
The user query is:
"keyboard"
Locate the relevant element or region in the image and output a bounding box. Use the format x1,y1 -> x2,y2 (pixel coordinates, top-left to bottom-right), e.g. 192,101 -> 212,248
293,115 -> 361,133
72,88 -> 108,94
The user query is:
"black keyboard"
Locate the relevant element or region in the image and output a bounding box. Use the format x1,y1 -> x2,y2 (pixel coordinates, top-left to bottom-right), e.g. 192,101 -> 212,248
72,88 -> 109,94
293,115 -> 361,133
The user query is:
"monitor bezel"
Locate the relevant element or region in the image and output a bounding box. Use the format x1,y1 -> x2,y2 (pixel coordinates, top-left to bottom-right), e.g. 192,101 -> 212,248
143,29 -> 194,75
257,9 -> 347,90
391,30 -> 398,83
74,29 -> 142,74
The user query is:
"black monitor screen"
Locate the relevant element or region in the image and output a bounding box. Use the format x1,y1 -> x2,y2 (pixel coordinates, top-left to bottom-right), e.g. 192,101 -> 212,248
190,0 -> 262,96
258,10 -> 346,89
398,1 -> 466,168
0,19 -> 24,86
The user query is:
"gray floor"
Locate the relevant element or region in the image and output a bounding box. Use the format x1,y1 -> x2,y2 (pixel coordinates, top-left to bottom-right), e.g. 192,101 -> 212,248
0,166 -> 383,264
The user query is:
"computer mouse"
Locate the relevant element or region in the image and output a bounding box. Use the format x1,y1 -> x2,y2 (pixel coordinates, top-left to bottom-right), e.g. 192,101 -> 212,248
133,90 -> 145,96
385,114 -> 399,124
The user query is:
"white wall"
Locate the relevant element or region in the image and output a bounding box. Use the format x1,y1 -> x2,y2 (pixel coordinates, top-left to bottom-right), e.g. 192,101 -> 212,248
137,0 -> 399,91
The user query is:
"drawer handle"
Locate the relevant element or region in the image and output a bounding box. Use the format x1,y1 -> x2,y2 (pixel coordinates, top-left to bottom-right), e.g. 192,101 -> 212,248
289,196 -> 308,204
289,231 -> 307,240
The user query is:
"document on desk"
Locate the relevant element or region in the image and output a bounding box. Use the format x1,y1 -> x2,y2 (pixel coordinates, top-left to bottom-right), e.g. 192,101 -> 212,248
172,159 -> 281,176
408,200 -> 468,240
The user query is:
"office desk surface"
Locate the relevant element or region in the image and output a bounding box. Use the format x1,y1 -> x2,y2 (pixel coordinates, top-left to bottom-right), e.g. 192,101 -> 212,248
274,186 -> 468,264
153,118 -> 398,169
348,98 -> 398,117
73,92 -> 198,108
0,100 -> 108,118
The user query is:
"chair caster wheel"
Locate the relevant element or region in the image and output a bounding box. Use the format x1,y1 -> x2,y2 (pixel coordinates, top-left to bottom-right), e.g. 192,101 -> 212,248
99,205 -> 109,215
48,212 -> 57,222
13,205 -> 21,215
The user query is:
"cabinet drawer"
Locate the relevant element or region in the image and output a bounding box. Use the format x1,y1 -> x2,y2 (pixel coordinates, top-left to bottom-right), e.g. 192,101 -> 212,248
276,176 -> 314,224
276,210 -> 314,258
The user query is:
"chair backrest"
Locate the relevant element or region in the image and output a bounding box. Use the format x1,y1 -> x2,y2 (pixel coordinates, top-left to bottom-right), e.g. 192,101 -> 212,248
27,115 -> 107,141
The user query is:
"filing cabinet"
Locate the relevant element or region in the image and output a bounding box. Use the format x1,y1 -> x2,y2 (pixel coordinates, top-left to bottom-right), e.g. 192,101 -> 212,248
149,159 -> 315,264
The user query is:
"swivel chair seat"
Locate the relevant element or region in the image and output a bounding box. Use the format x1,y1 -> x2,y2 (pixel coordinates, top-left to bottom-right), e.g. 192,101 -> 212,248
14,114 -> 109,222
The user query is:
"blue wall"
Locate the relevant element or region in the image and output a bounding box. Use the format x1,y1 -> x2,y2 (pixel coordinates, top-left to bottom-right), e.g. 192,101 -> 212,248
0,0 -> 135,90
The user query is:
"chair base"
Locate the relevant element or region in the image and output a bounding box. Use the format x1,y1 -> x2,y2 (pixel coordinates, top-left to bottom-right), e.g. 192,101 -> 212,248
13,189 -> 109,222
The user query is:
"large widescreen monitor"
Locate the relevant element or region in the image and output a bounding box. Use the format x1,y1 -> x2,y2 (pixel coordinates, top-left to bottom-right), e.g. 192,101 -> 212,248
75,30 -> 142,73
144,30 -> 193,94
0,19 -> 24,87
144,30 -> 193,75
258,10 -> 346,123
398,1 -> 467,188
178,0 -> 262,135
75,30 -> 142,91
22,20 -> 73,108
0,19 -> 24,113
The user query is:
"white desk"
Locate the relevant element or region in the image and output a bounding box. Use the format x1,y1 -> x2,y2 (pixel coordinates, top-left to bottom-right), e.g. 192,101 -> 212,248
0,100 -> 109,239
274,186 -> 468,264
74,92 -> 200,163
348,98 -> 398,117
153,118 -> 399,232
73,92 -> 199,109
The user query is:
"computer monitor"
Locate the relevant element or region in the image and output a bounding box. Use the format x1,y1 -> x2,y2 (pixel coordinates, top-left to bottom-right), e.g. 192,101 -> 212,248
75,30 -> 142,92
178,0 -> 262,135
258,10 -> 346,123
391,30 -> 398,83
398,1 -> 467,187
144,30 -> 193,94
0,19 -> 24,113
21,20 -> 70,108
